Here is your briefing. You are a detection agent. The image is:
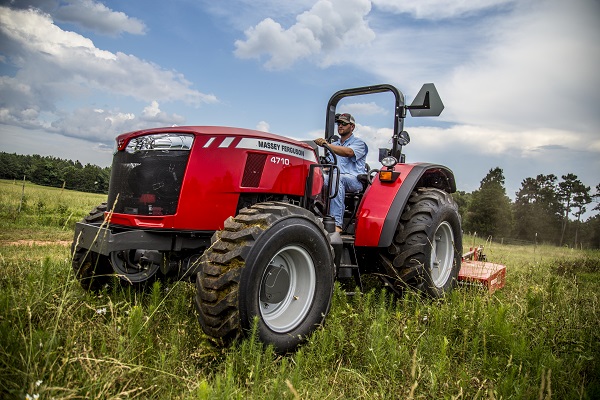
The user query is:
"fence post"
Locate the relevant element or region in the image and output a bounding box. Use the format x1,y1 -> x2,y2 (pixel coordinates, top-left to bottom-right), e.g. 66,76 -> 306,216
17,175 -> 26,213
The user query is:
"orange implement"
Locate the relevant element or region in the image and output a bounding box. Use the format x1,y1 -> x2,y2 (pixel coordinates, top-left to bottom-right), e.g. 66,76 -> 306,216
458,260 -> 506,293
458,246 -> 506,293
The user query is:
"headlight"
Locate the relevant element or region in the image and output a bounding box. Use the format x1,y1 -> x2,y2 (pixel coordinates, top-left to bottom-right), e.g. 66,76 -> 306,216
125,133 -> 194,153
381,156 -> 398,168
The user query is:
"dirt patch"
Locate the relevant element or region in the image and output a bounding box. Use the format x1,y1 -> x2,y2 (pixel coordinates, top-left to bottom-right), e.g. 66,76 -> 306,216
2,240 -> 71,247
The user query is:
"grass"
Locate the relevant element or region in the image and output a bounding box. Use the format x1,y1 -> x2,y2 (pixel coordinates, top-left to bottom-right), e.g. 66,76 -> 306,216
0,179 -> 106,242
1,180 -> 598,399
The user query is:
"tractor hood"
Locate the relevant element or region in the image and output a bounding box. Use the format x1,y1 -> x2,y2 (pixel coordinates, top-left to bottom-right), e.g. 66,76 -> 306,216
106,126 -> 320,231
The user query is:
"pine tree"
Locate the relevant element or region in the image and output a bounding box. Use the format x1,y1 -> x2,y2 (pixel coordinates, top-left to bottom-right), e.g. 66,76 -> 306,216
514,174 -> 562,244
463,167 -> 513,239
558,174 -> 591,246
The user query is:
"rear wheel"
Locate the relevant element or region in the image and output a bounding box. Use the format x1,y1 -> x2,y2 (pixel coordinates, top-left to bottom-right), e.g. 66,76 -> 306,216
381,188 -> 462,298
71,203 -> 112,291
195,202 -> 335,352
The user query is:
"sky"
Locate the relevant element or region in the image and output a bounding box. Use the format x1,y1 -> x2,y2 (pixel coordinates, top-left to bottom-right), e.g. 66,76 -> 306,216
1,0 -> 599,209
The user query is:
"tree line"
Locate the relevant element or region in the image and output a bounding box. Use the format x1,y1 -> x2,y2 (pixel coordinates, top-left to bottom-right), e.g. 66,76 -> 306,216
454,167 -> 600,249
0,152 -> 110,194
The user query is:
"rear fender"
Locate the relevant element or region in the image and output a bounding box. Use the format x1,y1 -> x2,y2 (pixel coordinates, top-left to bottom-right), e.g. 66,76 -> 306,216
355,163 -> 456,247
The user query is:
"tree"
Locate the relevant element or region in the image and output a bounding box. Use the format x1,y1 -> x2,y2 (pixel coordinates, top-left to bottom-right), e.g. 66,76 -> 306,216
28,158 -> 63,187
582,214 -> 600,249
452,190 -> 472,221
0,152 -> 110,194
572,188 -> 592,247
463,167 -> 513,238
558,174 -> 589,246
513,174 -> 562,244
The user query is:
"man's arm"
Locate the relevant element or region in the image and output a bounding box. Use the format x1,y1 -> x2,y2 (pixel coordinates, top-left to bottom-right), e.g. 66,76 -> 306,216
314,138 -> 355,157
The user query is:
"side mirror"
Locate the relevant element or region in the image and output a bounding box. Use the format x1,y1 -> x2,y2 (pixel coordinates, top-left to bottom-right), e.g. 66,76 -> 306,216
407,83 -> 444,117
398,131 -> 410,146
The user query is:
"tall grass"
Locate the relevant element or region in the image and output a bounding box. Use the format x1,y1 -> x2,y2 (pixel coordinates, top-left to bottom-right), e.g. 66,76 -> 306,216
0,179 -> 105,241
1,181 -> 598,399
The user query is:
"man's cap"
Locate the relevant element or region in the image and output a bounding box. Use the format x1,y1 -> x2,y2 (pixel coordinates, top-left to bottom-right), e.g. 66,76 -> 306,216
336,113 -> 355,125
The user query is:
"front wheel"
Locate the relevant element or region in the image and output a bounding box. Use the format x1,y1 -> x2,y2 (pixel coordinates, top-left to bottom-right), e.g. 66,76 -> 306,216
71,203 -> 112,291
381,188 -> 462,298
195,202 -> 335,352
258,245 -> 317,333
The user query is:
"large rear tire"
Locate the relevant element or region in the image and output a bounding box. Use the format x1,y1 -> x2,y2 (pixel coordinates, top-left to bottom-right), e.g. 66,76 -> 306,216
195,202 -> 335,353
71,203 -> 113,291
381,188 -> 462,298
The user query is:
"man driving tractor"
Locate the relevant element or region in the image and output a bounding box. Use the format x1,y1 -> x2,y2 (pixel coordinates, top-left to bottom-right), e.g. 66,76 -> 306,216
314,113 -> 368,232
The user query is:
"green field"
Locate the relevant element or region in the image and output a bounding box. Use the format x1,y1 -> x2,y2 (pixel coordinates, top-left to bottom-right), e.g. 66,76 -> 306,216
1,180 -> 598,399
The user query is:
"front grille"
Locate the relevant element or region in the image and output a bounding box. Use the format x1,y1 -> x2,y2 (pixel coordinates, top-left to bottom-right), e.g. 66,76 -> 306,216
241,152 -> 267,187
107,149 -> 191,216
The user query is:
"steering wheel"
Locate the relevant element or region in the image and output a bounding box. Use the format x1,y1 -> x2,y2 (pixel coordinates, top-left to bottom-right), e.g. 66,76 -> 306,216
320,142 -> 337,166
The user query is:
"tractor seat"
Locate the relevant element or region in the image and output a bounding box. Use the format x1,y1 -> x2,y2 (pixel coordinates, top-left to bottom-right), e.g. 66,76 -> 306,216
351,163 -> 371,194
356,174 -> 369,191
342,173 -> 370,233
344,174 -> 369,205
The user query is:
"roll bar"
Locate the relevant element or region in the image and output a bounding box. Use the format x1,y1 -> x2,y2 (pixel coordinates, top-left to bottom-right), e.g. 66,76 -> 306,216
324,83 -> 444,160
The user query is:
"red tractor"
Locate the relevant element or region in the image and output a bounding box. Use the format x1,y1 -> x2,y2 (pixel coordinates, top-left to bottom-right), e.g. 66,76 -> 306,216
72,84 -> 461,352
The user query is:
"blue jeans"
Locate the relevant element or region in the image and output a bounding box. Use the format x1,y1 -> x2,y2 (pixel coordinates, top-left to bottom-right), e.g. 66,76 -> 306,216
324,173 -> 363,228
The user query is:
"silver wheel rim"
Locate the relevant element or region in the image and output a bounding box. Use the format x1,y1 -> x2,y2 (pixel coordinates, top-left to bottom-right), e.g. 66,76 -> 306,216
430,221 -> 455,288
259,245 -> 316,333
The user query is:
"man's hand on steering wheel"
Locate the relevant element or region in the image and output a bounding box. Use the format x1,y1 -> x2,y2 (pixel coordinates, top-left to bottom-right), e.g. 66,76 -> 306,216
314,137 -> 336,165
314,137 -> 327,147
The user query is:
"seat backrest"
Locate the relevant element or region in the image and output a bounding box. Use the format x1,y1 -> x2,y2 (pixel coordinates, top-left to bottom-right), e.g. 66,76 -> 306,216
356,174 -> 369,191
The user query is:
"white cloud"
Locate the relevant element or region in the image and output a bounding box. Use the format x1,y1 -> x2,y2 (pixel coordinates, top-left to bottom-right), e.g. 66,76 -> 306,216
256,121 -> 270,132
0,6 -> 215,138
234,0 -> 374,69
5,0 -> 146,36
48,103 -> 186,143
54,0 -> 147,36
356,120 -> 599,173
48,107 -> 114,141
198,0 -> 317,30
142,101 -> 161,118
141,101 -> 185,125
372,0 -> 515,20
409,125 -> 597,158
443,0 -> 600,133
1,7 -> 116,61
104,110 -> 134,126
337,0 -> 600,164
339,102 -> 387,117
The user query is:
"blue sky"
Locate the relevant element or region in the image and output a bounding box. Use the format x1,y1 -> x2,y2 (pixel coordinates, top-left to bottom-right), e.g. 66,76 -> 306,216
1,0 -> 599,207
